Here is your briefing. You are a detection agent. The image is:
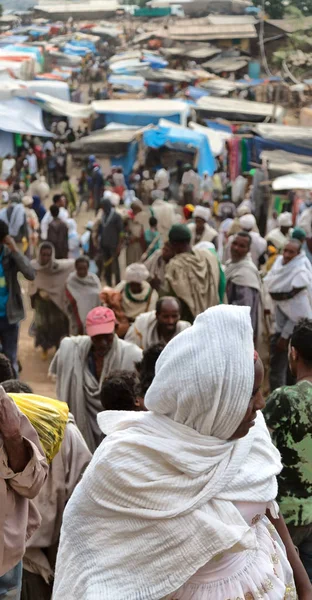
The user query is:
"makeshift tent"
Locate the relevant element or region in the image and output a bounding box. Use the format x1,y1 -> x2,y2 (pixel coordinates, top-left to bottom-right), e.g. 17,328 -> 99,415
254,123 -> 312,151
188,121 -> 232,156
92,99 -> 190,127
272,173 -> 312,191
143,122 -> 215,175
196,96 -> 285,122
0,98 -> 51,136
108,75 -> 145,92
32,93 -> 94,119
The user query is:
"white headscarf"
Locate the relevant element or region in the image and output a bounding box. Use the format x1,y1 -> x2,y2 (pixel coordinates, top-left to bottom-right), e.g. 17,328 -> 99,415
239,213 -> 256,231
193,205 -> 211,222
53,305 -> 282,600
278,212 -> 292,227
125,263 -> 149,283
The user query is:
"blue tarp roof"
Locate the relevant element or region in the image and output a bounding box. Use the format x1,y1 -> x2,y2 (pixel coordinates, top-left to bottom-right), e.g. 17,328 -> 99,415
204,119 -> 232,133
4,44 -> 42,63
0,36 -> 29,45
108,75 -> 145,90
236,77 -> 282,87
143,124 -> 215,176
142,53 -> 168,69
186,86 -> 210,100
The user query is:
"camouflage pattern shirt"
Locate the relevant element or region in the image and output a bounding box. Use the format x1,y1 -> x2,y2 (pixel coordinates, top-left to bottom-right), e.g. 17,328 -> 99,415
264,380 -> 312,527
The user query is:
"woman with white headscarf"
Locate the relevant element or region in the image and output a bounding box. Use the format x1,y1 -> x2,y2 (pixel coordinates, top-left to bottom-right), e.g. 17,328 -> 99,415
53,305 -> 311,600
115,262 -> 158,322
188,205 -> 218,248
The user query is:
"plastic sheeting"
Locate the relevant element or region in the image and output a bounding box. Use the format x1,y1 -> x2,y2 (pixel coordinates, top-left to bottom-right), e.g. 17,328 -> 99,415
92,99 -> 190,127
186,86 -> 210,100
197,96 -> 285,122
273,173 -> 312,191
143,123 -> 215,175
33,93 -> 94,118
110,140 -> 138,176
188,121 -> 232,156
0,130 -> 14,158
0,98 -> 52,136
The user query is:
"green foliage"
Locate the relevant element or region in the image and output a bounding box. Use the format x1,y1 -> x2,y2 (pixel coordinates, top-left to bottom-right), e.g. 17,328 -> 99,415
253,0 -> 312,18
0,5 -> 3,17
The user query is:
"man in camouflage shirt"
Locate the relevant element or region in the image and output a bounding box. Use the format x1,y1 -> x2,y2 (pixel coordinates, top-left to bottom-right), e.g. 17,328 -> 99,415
264,318 -> 312,581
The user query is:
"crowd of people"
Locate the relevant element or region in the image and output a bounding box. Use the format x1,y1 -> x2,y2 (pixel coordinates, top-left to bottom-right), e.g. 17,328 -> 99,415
1,138 -> 312,599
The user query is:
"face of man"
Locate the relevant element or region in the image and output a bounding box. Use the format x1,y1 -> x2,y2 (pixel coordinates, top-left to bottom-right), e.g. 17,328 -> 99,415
91,332 -> 115,357
162,242 -> 174,263
156,299 -> 180,335
39,246 -> 52,266
76,261 -> 89,278
60,195 -> 67,208
231,235 -> 250,262
283,242 -> 300,265
195,217 -> 205,233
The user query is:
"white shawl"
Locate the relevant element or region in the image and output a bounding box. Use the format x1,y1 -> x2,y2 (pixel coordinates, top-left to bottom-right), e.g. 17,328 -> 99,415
264,253 -> 312,322
53,306 -> 281,600
49,335 -> 142,452
225,255 -> 262,291
125,310 -> 191,349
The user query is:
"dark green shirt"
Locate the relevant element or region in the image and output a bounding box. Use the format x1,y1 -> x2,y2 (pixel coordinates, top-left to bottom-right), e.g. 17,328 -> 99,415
264,381 -> 312,527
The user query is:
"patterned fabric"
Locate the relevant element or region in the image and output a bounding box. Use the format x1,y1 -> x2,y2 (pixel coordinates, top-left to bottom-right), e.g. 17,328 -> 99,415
264,381 -> 312,527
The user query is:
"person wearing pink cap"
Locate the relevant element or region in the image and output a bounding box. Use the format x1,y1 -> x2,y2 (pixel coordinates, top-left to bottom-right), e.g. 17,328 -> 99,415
49,306 -> 142,452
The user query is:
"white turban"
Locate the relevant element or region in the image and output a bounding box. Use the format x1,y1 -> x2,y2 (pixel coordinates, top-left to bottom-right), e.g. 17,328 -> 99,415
151,189 -> 165,201
193,205 -> 211,222
110,193 -> 120,207
125,263 -> 150,283
239,214 -> 256,231
237,202 -> 251,217
143,170 -> 150,179
103,190 -> 113,200
278,212 -> 292,227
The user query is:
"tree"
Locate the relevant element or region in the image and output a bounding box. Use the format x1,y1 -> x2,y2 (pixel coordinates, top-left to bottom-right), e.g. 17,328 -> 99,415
0,5 -> 3,17
294,0 -> 312,12
252,0 -> 285,18
253,0 -> 312,17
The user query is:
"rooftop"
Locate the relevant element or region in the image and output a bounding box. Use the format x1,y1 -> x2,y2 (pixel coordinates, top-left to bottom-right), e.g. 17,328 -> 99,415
266,16 -> 312,34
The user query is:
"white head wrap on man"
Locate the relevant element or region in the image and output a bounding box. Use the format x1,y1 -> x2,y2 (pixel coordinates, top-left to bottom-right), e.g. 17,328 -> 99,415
239,213 -> 256,231
278,212 -> 292,228
151,189 -> 165,201
125,263 -> 149,284
53,305 -> 282,600
193,205 -> 211,222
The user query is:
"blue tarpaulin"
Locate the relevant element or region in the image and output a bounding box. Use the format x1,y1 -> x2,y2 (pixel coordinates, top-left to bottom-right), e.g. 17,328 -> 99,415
204,119 -> 232,133
253,136 -> 312,161
97,112 -> 182,127
69,39 -> 96,53
0,36 -> 29,46
143,124 -> 215,175
142,53 -> 168,69
236,77 -> 281,86
110,140 -> 138,178
186,86 -> 210,101
108,75 -> 145,91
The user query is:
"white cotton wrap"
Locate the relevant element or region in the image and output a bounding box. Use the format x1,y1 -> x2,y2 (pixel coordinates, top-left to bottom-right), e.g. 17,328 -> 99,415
53,305 -> 282,600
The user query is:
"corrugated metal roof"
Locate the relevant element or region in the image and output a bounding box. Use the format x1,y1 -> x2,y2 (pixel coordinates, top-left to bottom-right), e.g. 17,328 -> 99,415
207,14 -> 256,25
203,58 -> 248,72
150,23 -> 257,40
266,17 -> 312,33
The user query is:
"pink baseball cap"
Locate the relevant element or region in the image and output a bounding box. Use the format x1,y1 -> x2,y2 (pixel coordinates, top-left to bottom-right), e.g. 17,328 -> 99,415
86,307 -> 116,337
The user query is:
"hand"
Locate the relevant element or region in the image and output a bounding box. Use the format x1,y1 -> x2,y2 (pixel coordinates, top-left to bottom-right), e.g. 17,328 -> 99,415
3,235 -> 17,253
298,591 -> 312,600
276,336 -> 289,353
0,386 -> 21,440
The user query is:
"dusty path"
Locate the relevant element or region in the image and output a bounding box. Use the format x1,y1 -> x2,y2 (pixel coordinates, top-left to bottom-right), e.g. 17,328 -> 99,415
18,192 -> 94,396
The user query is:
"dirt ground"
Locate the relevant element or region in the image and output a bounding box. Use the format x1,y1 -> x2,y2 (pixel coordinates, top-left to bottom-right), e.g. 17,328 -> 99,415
18,181 -> 94,397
